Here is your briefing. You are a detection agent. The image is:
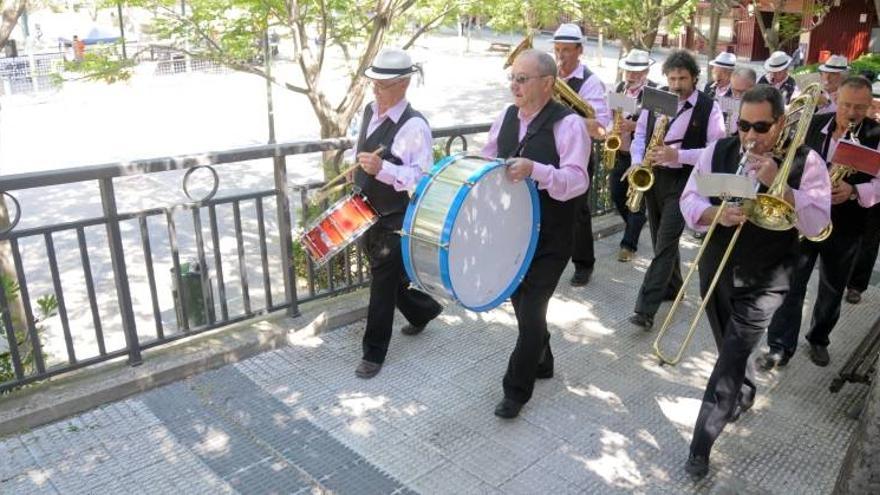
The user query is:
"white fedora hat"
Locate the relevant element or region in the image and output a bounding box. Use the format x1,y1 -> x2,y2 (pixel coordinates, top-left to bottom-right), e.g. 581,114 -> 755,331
364,48 -> 418,80
709,52 -> 737,69
764,51 -> 793,72
818,54 -> 849,73
618,49 -> 654,71
553,23 -> 583,44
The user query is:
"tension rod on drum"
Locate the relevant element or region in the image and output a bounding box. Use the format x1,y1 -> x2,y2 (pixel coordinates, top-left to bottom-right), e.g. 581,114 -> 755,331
397,230 -> 448,249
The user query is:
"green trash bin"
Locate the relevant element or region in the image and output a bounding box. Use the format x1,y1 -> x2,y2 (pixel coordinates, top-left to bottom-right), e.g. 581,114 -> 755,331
172,261 -> 214,329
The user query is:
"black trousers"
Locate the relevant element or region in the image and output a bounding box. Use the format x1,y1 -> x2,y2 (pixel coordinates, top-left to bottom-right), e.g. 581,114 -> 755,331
634,169 -> 687,316
690,273 -> 788,459
609,152 -> 647,252
502,250 -> 569,404
571,149 -> 597,272
766,232 -> 861,357
361,223 -> 442,364
848,205 -> 880,293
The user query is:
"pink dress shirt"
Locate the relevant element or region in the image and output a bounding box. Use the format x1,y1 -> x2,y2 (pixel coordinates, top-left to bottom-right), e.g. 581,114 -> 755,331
680,141 -> 832,238
819,118 -> 880,207
482,104 -> 590,201
561,64 -> 611,127
365,99 -> 434,192
631,89 -> 728,168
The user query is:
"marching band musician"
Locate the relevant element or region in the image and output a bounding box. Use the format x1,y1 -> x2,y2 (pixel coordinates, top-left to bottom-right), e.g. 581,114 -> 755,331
352,48 -> 442,379
627,50 -> 727,331
761,76 -> 880,370
482,49 -> 590,419
552,23 -> 611,286
703,52 -> 737,100
719,67 -> 757,135
680,85 -> 831,480
816,55 -> 849,115
609,49 -> 658,262
757,51 -> 800,104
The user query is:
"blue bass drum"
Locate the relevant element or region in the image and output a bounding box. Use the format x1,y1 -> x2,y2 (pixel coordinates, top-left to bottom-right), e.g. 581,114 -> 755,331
401,154 -> 540,312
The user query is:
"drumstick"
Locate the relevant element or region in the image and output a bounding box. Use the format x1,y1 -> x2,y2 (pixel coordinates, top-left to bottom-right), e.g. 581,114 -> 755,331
309,182 -> 349,206
316,145 -> 386,193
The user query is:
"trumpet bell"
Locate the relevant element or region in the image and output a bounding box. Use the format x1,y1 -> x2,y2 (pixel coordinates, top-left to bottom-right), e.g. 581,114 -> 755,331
743,194 -> 796,231
804,222 -> 833,242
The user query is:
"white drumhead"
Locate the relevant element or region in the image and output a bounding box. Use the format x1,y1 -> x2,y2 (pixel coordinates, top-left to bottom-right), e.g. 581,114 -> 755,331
444,165 -> 537,310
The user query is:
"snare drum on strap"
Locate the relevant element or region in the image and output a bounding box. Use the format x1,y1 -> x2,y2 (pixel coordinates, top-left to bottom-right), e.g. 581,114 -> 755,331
301,193 -> 378,266
401,154 -> 540,312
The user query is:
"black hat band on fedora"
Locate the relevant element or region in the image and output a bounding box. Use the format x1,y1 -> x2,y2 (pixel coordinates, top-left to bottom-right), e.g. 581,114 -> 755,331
768,60 -> 789,68
822,64 -> 847,71
625,61 -> 650,67
713,60 -> 735,67
554,35 -> 581,41
370,66 -> 415,75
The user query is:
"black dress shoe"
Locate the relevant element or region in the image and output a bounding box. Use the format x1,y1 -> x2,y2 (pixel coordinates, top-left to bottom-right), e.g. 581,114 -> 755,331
401,323 -> 427,336
628,312 -> 654,331
355,359 -> 382,379
494,398 -> 524,419
536,368 -> 554,379
758,350 -> 790,371
684,454 -> 709,481
845,288 -> 862,304
808,344 -> 830,367
569,268 -> 593,287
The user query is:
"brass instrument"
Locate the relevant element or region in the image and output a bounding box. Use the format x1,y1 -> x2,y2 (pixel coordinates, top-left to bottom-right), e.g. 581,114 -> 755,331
503,37 -> 596,119
603,109 -> 623,170
625,115 -> 668,212
804,121 -> 860,242
652,83 -> 822,366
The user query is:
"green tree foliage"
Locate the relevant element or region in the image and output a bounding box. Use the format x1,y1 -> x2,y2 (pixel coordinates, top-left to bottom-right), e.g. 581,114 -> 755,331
565,0 -> 697,52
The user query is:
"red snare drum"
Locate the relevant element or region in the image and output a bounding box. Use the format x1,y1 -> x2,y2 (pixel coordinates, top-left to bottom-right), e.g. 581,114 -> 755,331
301,194 -> 378,265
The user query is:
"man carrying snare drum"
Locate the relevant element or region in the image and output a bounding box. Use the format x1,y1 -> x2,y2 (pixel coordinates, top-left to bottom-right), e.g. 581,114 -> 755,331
482,49 -> 590,419
352,48 -> 442,379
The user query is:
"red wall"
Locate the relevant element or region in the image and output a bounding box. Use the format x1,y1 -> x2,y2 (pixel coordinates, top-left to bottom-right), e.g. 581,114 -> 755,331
806,0 -> 877,64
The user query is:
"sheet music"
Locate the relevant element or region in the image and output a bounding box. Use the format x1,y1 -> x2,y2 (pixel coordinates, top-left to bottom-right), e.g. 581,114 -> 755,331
695,173 -> 756,200
607,92 -> 639,115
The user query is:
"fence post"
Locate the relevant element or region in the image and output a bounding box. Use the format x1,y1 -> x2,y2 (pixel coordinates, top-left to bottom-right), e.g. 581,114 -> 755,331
99,178 -> 143,365
274,154 -> 299,317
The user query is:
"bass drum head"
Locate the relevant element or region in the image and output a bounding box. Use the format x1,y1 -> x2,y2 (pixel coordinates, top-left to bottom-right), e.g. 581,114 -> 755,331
442,163 -> 539,311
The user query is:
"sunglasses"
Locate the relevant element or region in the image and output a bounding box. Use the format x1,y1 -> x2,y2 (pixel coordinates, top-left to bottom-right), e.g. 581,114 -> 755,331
507,73 -> 550,85
737,119 -> 775,133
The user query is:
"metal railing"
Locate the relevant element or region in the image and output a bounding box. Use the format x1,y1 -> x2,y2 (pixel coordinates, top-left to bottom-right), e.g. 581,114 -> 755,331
0,52 -> 64,95
0,123 -> 612,392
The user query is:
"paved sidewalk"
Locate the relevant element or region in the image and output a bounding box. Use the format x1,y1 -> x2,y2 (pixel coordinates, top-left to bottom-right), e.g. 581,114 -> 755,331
1,231 -> 876,494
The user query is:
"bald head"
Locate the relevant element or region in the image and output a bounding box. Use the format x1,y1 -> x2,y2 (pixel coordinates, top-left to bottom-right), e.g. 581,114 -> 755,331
516,49 -> 557,78
509,49 -> 556,116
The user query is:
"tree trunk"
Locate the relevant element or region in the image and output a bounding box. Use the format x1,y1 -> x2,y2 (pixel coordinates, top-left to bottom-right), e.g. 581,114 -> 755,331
0,0 -> 27,50
0,196 -> 27,336
705,4 -> 722,82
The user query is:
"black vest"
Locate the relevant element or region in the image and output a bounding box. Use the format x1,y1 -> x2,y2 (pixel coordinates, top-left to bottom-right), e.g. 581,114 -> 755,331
757,75 -> 798,104
701,136 -> 808,288
565,65 -> 594,93
354,103 -> 426,220
644,89 -> 714,177
496,101 -> 576,257
804,113 -> 880,237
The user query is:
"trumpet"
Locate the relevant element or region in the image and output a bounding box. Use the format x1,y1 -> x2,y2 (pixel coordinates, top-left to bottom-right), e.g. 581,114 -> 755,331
504,36 -> 596,119
625,115 -> 668,212
603,109 -> 623,170
653,83 -> 822,366
803,120 -> 861,242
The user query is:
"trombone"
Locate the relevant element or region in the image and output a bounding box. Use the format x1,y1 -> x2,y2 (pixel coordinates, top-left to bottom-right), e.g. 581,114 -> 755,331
653,83 -> 823,366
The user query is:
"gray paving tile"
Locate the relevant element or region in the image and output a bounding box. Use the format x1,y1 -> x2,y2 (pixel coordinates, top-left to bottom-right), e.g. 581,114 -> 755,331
0,436 -> 37,481
224,457 -> 312,494
409,462 -> 501,495
0,469 -> 59,495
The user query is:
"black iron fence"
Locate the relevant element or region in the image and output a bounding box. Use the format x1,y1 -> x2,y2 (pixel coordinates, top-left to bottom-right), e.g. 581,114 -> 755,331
0,124 -> 612,392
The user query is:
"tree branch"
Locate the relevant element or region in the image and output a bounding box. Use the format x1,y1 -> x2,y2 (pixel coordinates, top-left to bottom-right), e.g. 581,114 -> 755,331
401,4 -> 456,50
0,0 -> 27,50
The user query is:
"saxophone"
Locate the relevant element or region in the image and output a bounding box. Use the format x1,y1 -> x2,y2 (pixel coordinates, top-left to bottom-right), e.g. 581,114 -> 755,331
603,109 -> 623,170
804,120 -> 860,242
625,115 -> 669,212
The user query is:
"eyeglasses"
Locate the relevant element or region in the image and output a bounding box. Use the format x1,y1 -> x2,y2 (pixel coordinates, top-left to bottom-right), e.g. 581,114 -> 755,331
507,73 -> 550,85
737,119 -> 775,133
372,79 -> 405,90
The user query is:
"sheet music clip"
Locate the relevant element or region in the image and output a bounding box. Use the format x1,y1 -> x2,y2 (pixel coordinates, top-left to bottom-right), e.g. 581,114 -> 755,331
641,87 -> 679,117
607,92 -> 638,114
695,173 -> 756,200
